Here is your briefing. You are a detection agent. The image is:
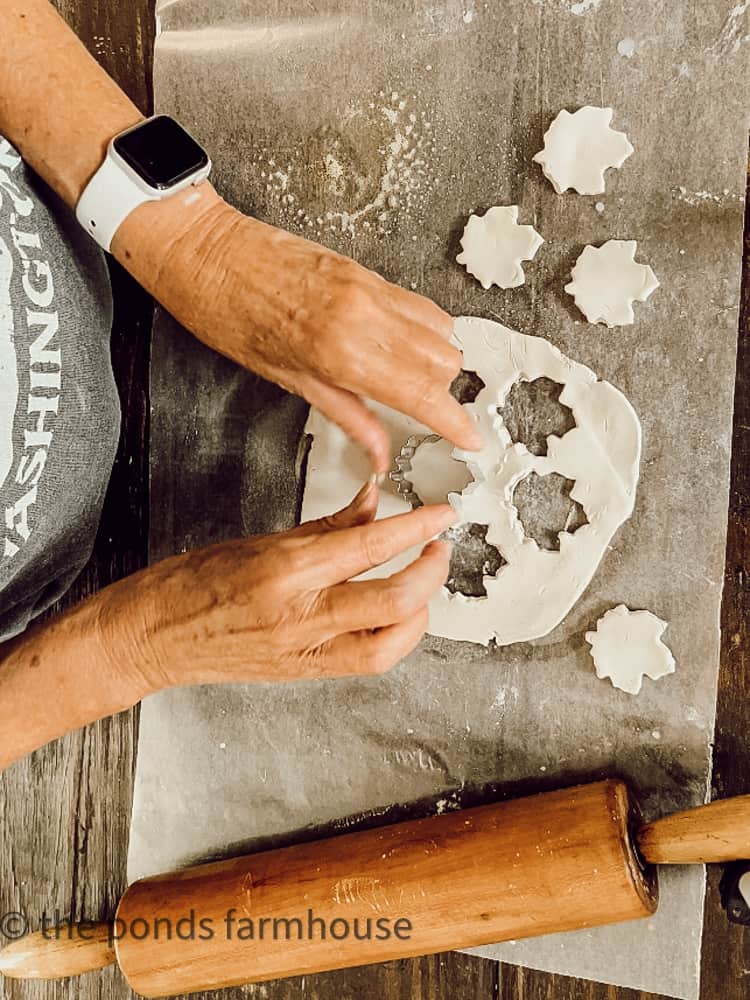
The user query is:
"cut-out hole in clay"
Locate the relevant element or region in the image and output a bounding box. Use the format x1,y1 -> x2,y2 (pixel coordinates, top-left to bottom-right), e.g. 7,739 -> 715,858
498,377 -> 576,457
444,523 -> 506,598
512,472 -> 588,551
406,435 -> 473,507
450,368 -> 486,405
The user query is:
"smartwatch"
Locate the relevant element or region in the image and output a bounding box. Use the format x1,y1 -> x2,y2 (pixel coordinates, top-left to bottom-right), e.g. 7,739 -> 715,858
76,115 -> 212,252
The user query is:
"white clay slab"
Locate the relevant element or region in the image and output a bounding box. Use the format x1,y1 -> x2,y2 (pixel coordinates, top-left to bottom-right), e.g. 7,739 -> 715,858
565,239 -> 659,326
585,604 -> 676,695
533,106 -> 634,196
302,316 -> 642,647
456,205 -> 544,289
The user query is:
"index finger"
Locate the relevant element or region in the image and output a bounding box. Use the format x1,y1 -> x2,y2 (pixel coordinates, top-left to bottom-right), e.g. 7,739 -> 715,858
366,359 -> 484,453
294,504 -> 458,587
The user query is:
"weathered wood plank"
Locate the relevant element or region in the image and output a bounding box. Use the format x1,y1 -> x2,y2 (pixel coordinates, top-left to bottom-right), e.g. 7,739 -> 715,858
700,156 -> 750,1000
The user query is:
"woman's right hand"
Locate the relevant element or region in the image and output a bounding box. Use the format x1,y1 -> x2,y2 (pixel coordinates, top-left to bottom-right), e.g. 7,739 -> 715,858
104,483 -> 456,694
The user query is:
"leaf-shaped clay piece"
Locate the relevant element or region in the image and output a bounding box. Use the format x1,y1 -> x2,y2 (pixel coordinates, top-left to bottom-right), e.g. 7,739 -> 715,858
533,106 -> 634,195
565,239 -> 659,326
456,205 -> 544,289
585,604 -> 675,696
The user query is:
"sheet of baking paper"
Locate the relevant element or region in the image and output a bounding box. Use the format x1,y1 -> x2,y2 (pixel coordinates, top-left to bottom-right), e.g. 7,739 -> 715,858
130,3 -> 750,997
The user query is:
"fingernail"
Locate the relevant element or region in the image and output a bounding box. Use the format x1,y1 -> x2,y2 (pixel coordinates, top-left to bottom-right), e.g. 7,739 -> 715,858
368,471 -> 388,487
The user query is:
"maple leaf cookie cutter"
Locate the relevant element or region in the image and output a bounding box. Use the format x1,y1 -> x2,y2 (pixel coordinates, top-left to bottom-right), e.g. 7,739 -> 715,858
389,434 -> 441,508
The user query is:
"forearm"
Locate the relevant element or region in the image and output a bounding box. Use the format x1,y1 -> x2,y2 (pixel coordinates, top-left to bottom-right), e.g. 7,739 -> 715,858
0,1 -> 232,324
0,0 -> 143,207
0,590 -> 151,772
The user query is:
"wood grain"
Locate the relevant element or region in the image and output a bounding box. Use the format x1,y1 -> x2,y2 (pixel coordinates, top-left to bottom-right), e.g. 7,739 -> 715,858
0,925 -> 115,981
113,782 -> 655,998
0,5 -> 747,1000
700,153 -> 750,1000
638,795 -> 750,865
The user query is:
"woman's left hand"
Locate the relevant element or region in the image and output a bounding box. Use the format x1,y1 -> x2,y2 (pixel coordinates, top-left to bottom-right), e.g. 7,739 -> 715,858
115,186 -> 483,473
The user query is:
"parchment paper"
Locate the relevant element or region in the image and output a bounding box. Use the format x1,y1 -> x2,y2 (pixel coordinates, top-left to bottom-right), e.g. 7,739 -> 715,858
130,2 -> 750,997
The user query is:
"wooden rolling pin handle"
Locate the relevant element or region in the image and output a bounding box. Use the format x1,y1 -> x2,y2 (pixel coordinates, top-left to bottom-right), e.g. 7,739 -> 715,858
0,922 -> 115,980
637,794 -> 750,864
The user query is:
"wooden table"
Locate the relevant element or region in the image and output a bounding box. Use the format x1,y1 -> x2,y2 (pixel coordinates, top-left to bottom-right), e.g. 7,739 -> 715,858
1,3 -> 748,999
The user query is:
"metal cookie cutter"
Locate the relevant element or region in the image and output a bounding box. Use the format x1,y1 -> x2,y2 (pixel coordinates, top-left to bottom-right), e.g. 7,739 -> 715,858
388,434 -> 441,509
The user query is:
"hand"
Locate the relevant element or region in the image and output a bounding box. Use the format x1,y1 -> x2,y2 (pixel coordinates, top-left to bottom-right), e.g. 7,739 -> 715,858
104,484 -> 457,692
115,187 -> 483,473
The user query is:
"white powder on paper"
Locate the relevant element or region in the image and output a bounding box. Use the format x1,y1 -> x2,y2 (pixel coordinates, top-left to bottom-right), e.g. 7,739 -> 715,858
252,91 -> 438,239
531,0 -> 604,13
569,0 -> 602,13
673,186 -> 738,207
714,1 -> 750,55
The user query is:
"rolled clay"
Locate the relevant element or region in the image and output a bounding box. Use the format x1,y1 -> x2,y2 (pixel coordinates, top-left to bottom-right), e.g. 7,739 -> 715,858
301,317 -> 642,647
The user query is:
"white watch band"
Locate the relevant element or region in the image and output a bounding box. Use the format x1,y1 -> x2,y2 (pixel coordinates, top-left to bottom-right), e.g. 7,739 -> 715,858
76,154 -> 161,253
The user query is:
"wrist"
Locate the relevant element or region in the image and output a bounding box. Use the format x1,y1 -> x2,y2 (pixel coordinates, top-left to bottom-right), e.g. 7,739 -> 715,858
110,181 -> 241,340
0,592 -> 150,771
95,566 -> 175,701
111,179 -> 227,280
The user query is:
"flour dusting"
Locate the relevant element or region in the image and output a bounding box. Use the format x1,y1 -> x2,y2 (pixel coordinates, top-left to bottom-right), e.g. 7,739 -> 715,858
531,0 -> 605,13
714,1 -> 750,54
434,793 -> 461,814
674,186 -> 738,207
569,0 -> 603,14
252,92 -> 437,239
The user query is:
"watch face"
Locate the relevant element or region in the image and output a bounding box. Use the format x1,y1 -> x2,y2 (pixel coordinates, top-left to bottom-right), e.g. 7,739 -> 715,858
113,116 -> 209,190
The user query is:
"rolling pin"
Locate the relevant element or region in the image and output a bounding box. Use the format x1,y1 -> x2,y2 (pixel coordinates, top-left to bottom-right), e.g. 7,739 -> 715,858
1,780 -> 749,997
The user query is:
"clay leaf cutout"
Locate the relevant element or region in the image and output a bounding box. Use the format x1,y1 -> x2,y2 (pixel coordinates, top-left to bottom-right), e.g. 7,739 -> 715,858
533,106 -> 634,196
565,240 -> 659,327
585,605 -> 675,696
457,206 -> 544,289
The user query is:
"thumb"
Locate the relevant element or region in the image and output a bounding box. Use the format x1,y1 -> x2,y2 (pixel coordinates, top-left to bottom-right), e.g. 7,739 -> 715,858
290,480 -> 380,538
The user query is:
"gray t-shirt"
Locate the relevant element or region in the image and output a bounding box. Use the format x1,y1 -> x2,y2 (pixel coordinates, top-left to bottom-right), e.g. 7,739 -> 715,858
0,137 -> 120,641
